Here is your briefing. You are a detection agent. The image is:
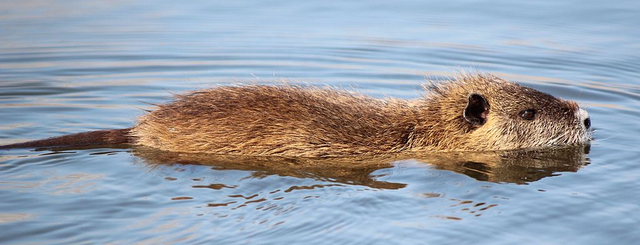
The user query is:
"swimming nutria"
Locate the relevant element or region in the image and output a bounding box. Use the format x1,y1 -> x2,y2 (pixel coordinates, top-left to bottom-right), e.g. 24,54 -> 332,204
0,73 -> 592,157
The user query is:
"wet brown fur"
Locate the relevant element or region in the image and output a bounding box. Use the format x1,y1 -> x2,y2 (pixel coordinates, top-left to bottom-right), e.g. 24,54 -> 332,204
1,73 -> 591,157
411,74 -> 589,152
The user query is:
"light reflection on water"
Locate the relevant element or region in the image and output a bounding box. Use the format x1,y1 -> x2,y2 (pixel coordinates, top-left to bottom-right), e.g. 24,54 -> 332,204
1,0 -> 640,244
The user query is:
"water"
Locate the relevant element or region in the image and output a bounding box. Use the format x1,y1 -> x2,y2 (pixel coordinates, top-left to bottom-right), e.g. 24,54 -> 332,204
1,0 -> 639,244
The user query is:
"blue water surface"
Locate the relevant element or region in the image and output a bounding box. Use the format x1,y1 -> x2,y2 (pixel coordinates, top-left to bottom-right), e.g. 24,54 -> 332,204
1,1 -> 639,244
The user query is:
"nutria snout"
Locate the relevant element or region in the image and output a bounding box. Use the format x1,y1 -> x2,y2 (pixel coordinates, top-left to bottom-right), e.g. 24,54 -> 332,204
1,73 -> 592,157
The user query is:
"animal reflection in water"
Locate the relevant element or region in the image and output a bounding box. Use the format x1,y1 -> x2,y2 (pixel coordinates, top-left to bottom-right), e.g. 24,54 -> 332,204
133,144 -> 590,188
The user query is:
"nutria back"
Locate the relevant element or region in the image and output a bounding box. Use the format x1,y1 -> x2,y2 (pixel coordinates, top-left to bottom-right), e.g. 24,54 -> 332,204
132,86 -> 417,157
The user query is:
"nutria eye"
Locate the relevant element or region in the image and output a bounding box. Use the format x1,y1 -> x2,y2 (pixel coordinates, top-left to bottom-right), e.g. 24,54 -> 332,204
520,109 -> 536,120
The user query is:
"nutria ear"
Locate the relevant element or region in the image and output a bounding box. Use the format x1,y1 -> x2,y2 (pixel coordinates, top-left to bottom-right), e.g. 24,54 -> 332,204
463,93 -> 490,126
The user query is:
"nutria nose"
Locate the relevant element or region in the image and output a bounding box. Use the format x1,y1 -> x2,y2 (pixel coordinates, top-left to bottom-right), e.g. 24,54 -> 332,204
577,108 -> 590,129
584,118 -> 591,129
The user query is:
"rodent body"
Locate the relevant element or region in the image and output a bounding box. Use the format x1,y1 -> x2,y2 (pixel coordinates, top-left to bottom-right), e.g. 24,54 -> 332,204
133,86 -> 416,157
1,74 -> 592,157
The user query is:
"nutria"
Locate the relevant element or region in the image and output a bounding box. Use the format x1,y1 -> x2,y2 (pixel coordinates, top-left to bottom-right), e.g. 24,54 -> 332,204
0,73 -> 592,157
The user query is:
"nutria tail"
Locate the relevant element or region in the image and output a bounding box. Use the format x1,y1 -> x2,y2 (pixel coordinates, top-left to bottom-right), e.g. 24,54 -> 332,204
0,128 -> 133,150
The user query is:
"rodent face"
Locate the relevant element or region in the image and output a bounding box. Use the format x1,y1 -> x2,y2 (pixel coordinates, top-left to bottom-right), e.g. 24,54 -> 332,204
464,80 -> 592,150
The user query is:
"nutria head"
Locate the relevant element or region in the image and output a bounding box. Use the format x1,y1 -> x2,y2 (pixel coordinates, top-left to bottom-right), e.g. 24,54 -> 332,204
413,74 -> 592,151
